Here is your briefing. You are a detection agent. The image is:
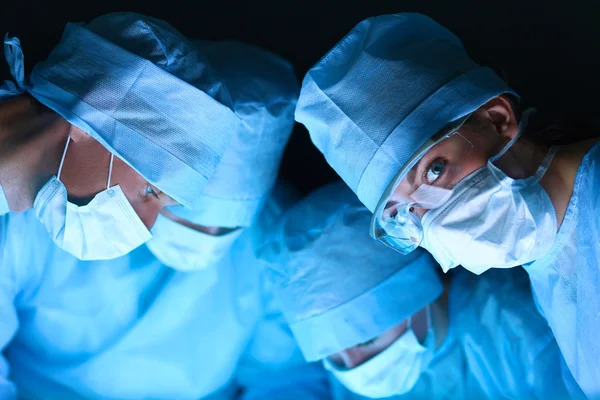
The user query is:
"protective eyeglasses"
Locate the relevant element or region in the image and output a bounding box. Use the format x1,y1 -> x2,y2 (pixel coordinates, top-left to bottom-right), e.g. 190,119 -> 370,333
370,116 -> 473,254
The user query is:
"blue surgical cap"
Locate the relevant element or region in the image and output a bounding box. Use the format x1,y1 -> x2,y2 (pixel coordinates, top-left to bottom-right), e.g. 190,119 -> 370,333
167,41 -> 299,228
295,13 -> 516,212
24,13 -> 242,208
263,181 -> 443,362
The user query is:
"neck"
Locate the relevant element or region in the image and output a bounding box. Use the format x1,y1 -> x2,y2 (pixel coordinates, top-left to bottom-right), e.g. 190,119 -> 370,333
160,209 -> 237,236
493,136 -> 548,180
541,138 -> 599,229
0,95 -> 70,212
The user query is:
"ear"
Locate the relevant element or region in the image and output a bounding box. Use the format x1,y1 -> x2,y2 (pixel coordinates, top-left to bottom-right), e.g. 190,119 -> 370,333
68,125 -> 91,142
476,95 -> 519,141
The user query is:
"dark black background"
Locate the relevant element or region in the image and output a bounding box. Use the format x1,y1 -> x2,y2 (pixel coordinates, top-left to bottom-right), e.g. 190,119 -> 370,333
2,0 -> 599,194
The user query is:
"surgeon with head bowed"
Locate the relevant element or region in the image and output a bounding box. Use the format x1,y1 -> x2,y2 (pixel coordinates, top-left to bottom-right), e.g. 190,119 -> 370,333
0,12 -> 241,260
296,12 -> 600,397
261,182 -> 581,400
0,18 -> 330,400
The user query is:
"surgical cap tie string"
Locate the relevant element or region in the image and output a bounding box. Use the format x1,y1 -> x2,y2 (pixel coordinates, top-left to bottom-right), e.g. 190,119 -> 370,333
1,34 -> 26,95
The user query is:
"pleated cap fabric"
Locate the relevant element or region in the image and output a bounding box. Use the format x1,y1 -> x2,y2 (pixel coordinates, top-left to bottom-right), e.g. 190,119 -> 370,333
295,13 -> 516,212
262,181 -> 443,361
26,13 -> 242,208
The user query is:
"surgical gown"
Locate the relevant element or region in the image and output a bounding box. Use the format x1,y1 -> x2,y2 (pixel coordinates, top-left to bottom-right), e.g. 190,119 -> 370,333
0,201 -> 328,399
525,141 -> 600,399
0,38 -> 328,399
330,268 -> 580,400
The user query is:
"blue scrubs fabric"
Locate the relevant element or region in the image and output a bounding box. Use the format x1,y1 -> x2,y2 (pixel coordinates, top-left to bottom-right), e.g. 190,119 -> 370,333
0,208 -> 328,399
330,269 -> 578,400
525,141 -> 600,399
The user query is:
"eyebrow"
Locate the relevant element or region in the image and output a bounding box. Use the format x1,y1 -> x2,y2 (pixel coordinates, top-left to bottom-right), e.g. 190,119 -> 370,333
384,199 -> 398,211
356,338 -> 377,347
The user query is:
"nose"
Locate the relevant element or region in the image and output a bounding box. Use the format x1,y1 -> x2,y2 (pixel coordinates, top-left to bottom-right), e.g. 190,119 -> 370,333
338,347 -> 371,369
410,205 -> 429,220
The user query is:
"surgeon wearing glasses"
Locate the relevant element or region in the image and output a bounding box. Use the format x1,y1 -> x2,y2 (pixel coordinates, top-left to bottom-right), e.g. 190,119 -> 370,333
295,12 -> 600,398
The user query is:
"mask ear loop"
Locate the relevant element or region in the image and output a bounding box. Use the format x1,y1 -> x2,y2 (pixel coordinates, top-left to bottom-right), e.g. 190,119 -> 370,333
107,153 -> 114,189
57,135 -> 71,180
424,305 -> 436,348
490,108 -> 536,163
425,305 -> 432,332
534,146 -> 558,181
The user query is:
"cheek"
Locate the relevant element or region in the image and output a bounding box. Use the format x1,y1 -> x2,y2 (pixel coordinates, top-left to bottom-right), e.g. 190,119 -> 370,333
457,126 -> 500,180
340,346 -> 379,369
459,151 -> 488,181
59,141 -> 112,203
109,158 -> 161,229
392,179 -> 415,202
109,157 -> 146,190
129,199 -> 161,230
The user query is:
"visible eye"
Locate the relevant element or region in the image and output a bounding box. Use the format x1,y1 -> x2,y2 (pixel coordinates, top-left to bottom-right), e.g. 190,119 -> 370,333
425,159 -> 446,184
383,203 -> 400,221
357,337 -> 378,348
145,184 -> 160,200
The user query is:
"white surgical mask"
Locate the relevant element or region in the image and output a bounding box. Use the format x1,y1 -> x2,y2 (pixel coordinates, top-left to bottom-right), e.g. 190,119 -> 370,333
33,136 -> 152,260
146,213 -> 243,271
325,308 -> 435,399
421,111 -> 558,274
0,184 -> 9,216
